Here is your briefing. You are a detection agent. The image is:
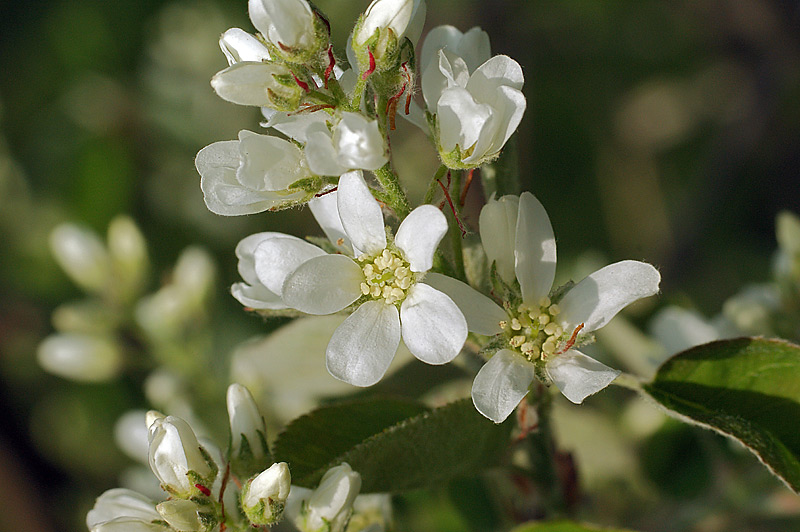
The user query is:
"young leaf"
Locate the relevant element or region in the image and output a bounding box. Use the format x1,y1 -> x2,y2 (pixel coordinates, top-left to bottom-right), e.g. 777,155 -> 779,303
642,337 -> 800,492
274,397 -> 513,493
510,521 -> 638,532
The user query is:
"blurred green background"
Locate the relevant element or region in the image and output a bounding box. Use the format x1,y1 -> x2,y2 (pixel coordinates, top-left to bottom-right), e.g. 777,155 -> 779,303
1,1 -> 799,531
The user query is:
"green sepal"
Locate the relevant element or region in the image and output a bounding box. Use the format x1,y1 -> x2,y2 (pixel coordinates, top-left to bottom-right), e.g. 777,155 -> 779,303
231,430 -> 273,480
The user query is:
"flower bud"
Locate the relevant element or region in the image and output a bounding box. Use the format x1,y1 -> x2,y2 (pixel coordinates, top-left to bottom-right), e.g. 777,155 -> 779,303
115,410 -> 151,464
107,216 -> 149,302
248,0 -> 328,62
241,462 -> 291,525
37,333 -> 122,382
211,61 -> 304,111
227,383 -> 270,476
156,499 -> 205,531
50,223 -> 111,294
86,488 -> 160,531
287,463 -> 361,532
147,415 -> 216,498
352,0 -> 425,72
52,299 -> 118,335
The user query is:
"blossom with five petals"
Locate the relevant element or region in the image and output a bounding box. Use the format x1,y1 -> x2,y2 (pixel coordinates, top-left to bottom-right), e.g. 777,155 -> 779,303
427,192 -> 660,423
242,170 -> 467,386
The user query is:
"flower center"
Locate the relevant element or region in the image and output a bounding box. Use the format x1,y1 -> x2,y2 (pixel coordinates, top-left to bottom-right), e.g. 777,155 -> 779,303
499,297 -> 565,361
357,248 -> 414,305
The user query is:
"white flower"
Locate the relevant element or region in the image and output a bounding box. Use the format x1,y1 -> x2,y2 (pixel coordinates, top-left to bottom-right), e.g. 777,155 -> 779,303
156,499 -> 204,531
86,489 -> 161,532
147,415 -> 216,497
354,0 -> 426,47
241,462 -> 292,525
286,463 -> 361,532
304,112 -> 388,176
420,28 -> 525,169
219,28 -> 271,65
50,223 -> 111,294
428,193 -> 660,423
211,61 -> 304,110
248,0 -> 317,52
196,130 -> 315,216
37,333 -> 122,382
244,170 -> 467,386
226,383 -> 268,460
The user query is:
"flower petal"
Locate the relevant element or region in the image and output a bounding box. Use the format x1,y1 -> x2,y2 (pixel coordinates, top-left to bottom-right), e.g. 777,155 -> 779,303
211,62 -> 274,107
253,235 -> 326,295
557,260 -> 661,332
333,112 -> 387,171
423,273 -> 505,335
282,254 -> 363,314
400,283 -> 467,364
478,194 -> 519,284
219,28 -> 271,65
235,232 -> 282,285
394,205 -> 447,272
515,192 -> 556,305
236,131 -> 306,191
337,171 -> 387,255
471,349 -> 536,423
546,349 -> 620,404
436,86 -> 492,153
326,301 -> 400,386
309,191 -> 352,254
231,282 -> 285,310
305,122 -> 348,177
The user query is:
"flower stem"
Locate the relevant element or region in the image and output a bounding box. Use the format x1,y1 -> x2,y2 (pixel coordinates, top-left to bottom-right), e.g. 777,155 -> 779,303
423,165 -> 448,204
373,163 -> 411,219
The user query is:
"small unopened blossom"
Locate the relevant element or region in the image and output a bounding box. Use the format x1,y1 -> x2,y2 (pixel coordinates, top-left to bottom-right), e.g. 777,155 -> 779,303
242,462 -> 292,525
428,193 -> 660,423
420,27 -> 525,169
211,61 -> 304,111
304,112 -> 388,176
353,0 -> 425,71
87,489 -> 161,532
148,415 -> 216,498
196,130 -> 317,216
50,223 -> 111,294
156,499 -> 205,531
248,0 -> 328,61
241,170 -> 468,386
227,383 -> 270,476
286,463 -> 361,532
37,333 -> 122,382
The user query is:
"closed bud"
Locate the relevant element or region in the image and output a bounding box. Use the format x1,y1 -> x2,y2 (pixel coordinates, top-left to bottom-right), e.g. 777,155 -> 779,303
287,463 -> 361,532
37,333 -> 122,382
147,416 -> 217,498
52,299 -> 118,335
248,0 -> 329,62
211,61 -> 304,111
241,462 -> 291,525
50,223 -> 111,294
107,216 -> 149,302
156,499 -> 206,531
353,0 -> 425,72
227,383 -> 270,476
220,28 -> 271,66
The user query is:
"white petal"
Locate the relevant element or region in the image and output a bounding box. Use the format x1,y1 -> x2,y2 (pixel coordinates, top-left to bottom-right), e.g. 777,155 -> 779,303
219,28 -> 271,65
282,254 -> 363,314
399,283 -> 467,364
333,113 -> 387,171
235,232 -> 281,285
309,191 -> 352,254
557,260 -> 661,332
515,192 -> 556,305
478,194 -> 519,283
237,131 -> 306,190
394,205 -> 447,272
471,349 -> 536,423
253,235 -> 326,294
437,87 -> 492,153
231,282 -> 285,310
466,54 -> 524,94
463,85 -> 525,165
326,301 -> 400,386
305,125 -> 348,177
211,62 -> 274,107
546,349 -> 620,404
337,171 -> 387,255
422,273 -> 505,335
261,108 -> 331,143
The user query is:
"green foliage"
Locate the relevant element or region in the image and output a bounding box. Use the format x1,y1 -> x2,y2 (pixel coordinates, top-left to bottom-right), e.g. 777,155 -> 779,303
510,520 -> 638,532
274,397 -> 513,493
643,337 -> 800,492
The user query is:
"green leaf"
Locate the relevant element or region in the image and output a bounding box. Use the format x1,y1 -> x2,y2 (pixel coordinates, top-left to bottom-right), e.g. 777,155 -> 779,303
510,521 -> 638,532
642,337 -> 800,492
273,397 -> 428,486
274,398 -> 513,493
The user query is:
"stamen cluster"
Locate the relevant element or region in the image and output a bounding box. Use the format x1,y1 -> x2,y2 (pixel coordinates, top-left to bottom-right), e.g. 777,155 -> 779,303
500,296 -> 564,361
358,248 -> 413,305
